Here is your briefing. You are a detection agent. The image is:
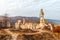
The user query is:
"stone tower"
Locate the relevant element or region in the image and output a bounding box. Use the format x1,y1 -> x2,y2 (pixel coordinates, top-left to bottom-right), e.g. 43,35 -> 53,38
39,9 -> 45,29
40,9 -> 44,23
23,18 -> 25,24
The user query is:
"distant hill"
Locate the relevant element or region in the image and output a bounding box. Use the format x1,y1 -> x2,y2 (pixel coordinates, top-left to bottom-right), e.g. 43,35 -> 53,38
0,16 -> 60,25
45,19 -> 60,25
10,16 -> 60,25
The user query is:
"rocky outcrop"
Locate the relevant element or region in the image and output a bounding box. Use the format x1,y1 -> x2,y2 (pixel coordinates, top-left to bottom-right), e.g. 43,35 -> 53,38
0,29 -> 59,40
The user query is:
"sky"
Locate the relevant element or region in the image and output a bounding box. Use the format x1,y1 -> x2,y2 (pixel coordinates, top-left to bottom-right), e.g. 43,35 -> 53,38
0,0 -> 60,20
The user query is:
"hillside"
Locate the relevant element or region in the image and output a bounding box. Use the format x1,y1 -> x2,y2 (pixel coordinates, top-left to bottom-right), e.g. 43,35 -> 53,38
9,16 -> 60,25
0,16 -> 60,25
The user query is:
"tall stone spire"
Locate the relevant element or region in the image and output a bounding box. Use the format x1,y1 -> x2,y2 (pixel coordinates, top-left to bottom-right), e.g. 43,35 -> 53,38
39,9 -> 45,29
40,9 -> 44,24
23,18 -> 25,24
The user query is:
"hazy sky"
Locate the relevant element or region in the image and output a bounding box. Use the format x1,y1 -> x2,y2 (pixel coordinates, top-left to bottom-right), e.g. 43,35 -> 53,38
0,0 -> 60,20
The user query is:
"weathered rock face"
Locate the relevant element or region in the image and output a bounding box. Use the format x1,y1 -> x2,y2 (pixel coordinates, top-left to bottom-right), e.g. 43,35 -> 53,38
0,35 -> 11,40
33,33 -> 57,40
23,32 -> 59,40
0,29 -> 59,40
17,35 -> 27,40
0,32 -> 59,40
